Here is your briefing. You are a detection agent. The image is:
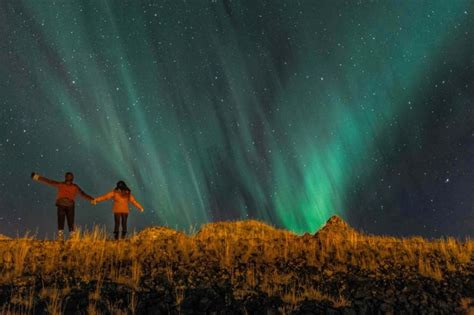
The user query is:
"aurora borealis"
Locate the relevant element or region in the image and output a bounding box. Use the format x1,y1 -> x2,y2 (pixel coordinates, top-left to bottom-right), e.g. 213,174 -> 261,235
1,1 -> 473,238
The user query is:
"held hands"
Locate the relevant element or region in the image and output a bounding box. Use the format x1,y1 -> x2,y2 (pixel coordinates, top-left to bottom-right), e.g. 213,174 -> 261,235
91,199 -> 97,205
31,172 -> 40,181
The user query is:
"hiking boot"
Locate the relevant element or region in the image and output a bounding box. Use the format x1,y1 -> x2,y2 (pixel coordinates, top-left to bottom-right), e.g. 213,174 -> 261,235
121,231 -> 127,240
57,230 -> 64,241
113,232 -> 119,240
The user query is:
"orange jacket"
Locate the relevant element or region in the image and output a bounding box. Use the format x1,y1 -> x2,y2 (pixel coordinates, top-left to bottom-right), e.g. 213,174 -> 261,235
36,176 -> 93,202
95,190 -> 143,214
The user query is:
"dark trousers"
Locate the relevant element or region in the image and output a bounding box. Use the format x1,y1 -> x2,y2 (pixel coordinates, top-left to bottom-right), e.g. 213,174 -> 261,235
114,213 -> 128,239
57,205 -> 75,231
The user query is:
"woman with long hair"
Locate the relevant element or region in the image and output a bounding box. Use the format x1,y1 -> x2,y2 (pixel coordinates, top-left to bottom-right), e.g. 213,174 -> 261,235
92,181 -> 144,240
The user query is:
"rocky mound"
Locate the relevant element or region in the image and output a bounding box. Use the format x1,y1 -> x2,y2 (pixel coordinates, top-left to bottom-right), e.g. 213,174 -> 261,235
196,219 -> 293,240
314,215 -> 359,241
1,218 -> 473,314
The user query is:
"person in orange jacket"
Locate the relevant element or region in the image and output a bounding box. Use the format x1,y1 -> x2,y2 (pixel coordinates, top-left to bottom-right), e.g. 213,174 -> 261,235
31,171 -> 94,240
92,180 -> 144,240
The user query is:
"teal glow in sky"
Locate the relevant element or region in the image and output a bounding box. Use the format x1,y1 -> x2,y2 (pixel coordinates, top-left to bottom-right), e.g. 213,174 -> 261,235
1,1 -> 473,237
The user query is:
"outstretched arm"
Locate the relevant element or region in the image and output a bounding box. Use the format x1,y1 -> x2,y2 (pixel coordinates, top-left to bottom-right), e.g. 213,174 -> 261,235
77,186 -> 94,202
94,191 -> 114,203
31,172 -> 60,187
130,195 -> 144,212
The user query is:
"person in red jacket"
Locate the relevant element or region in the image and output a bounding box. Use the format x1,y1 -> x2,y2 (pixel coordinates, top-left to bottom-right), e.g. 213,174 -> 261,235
31,172 -> 94,240
92,181 -> 144,240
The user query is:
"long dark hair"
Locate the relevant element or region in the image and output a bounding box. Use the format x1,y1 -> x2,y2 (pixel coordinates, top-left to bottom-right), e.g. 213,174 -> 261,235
115,180 -> 131,196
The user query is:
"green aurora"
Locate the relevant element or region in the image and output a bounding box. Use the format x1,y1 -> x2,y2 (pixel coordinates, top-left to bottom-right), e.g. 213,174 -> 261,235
1,1 -> 472,235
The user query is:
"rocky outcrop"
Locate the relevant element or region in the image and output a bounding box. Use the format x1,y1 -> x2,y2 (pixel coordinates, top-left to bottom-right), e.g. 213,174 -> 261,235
195,219 -> 291,239
314,215 -> 359,241
0,217 -> 472,314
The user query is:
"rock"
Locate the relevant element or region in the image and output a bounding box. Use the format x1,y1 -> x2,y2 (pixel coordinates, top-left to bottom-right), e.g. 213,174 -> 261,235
342,307 -> 357,315
0,219 -> 472,313
325,308 -> 339,315
198,296 -> 211,311
397,294 -> 408,304
325,270 -> 334,277
379,303 -> 394,314
314,215 -> 358,240
196,220 -> 292,240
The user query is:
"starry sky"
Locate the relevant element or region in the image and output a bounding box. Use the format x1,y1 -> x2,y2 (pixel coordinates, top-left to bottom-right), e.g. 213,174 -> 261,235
0,1 -> 473,238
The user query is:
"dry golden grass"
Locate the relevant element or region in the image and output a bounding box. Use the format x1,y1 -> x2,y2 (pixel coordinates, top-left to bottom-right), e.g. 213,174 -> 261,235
0,216 -> 473,313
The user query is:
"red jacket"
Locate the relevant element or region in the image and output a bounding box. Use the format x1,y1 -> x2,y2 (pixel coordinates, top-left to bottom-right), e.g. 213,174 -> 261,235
35,176 -> 93,203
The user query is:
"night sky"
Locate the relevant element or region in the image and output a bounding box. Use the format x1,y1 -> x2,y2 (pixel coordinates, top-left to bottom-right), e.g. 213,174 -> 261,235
1,1 -> 473,238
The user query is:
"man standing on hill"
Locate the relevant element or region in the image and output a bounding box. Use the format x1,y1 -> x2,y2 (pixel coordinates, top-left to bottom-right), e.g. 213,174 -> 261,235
31,172 -> 94,241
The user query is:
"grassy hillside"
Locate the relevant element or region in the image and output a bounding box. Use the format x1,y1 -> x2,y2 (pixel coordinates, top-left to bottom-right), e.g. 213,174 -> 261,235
1,216 -> 473,314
